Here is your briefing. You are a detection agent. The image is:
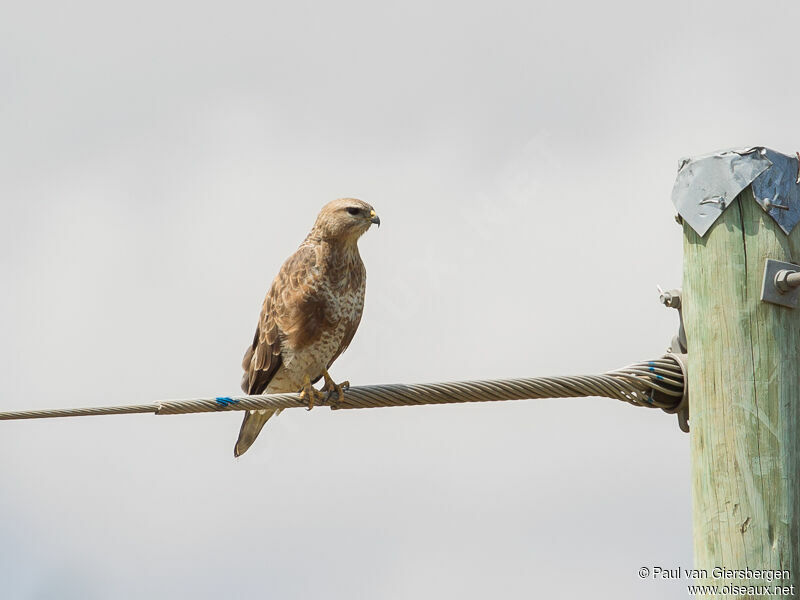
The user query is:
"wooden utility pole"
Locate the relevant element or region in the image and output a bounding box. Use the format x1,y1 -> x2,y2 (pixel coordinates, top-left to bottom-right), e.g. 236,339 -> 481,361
683,186 -> 799,597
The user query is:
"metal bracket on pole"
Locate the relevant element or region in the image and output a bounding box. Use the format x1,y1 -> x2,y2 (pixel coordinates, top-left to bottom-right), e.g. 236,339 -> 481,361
657,287 -> 689,432
658,286 -> 687,354
760,258 -> 800,308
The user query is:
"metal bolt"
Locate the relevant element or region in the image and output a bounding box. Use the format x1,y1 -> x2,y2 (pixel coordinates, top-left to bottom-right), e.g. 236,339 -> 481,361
774,269 -> 800,293
658,286 -> 682,309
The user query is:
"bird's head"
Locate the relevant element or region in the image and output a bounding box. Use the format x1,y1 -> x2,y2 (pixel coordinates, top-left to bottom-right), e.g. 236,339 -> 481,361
311,198 -> 380,242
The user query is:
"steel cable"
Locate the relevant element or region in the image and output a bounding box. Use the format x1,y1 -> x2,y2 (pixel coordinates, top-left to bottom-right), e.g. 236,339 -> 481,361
0,354 -> 687,425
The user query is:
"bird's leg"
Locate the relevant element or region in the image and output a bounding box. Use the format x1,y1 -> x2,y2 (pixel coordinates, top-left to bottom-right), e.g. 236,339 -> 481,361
321,369 -> 350,408
298,374 -> 323,411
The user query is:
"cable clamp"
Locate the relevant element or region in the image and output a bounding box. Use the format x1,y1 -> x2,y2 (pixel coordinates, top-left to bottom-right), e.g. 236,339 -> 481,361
657,287 -> 689,432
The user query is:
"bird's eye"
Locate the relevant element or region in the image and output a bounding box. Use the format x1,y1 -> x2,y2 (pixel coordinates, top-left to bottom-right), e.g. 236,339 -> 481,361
346,207 -> 361,215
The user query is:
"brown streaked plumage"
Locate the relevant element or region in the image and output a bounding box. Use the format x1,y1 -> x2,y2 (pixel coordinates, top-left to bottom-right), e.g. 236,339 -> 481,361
234,198 -> 380,457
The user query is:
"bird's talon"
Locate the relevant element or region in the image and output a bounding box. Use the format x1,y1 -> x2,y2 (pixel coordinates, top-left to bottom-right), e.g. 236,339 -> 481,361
324,386 -> 342,407
320,371 -> 350,409
300,373 -> 348,410
299,375 -> 323,411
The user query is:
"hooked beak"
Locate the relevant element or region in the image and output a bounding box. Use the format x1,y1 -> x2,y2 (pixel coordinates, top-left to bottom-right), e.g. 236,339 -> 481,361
369,210 -> 381,227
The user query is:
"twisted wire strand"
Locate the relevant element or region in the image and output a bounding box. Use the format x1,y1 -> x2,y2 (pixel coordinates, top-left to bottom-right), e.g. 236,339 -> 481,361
0,354 -> 685,421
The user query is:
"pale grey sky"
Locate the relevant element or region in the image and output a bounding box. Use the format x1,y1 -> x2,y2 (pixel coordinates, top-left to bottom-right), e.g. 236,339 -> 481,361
1,1 -> 798,598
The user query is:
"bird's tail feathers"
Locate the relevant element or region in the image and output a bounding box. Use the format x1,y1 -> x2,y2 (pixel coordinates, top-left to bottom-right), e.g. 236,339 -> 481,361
234,408 -> 282,457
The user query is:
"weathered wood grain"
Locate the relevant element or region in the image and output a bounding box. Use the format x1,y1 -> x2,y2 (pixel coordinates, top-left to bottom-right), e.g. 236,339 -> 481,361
684,187 -> 799,597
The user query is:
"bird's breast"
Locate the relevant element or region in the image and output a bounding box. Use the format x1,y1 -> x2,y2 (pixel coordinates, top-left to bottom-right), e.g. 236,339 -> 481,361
279,280 -> 364,380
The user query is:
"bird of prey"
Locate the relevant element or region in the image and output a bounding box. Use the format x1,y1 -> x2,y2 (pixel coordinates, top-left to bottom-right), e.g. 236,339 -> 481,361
234,198 -> 380,456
